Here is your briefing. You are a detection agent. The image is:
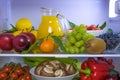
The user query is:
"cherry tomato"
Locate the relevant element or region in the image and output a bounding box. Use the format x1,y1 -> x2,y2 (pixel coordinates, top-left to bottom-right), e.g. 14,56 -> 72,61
0,71 -> 8,79
23,66 -> 30,73
15,68 -> 24,76
10,72 -> 18,80
9,62 -> 15,67
18,76 -> 26,80
25,74 -> 32,80
3,65 -> 12,73
16,63 -> 22,68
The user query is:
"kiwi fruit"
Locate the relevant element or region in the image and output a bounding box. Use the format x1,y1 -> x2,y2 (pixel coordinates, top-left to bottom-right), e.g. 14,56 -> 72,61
86,38 -> 106,54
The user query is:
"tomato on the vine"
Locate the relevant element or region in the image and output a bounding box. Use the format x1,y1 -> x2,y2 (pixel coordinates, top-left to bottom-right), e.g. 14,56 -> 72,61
15,68 -> 24,76
18,76 -> 26,80
10,72 -> 18,80
25,74 -> 32,80
23,66 -> 30,73
3,65 -> 12,73
0,71 -> 8,79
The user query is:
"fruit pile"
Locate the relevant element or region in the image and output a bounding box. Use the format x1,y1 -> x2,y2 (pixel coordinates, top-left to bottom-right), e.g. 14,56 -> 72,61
4,18 -> 37,39
86,24 -> 101,30
69,22 -> 106,31
0,32 -> 36,53
0,17 -> 113,54
0,62 -> 32,80
64,24 -> 95,53
97,32 -> 120,50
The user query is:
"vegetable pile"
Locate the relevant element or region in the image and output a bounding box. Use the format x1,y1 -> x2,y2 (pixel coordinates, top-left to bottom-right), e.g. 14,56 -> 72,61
0,62 -> 32,80
34,60 -> 76,77
79,57 -> 120,80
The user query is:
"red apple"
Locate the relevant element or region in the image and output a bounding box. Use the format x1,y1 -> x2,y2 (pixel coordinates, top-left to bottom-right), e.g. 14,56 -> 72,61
20,32 -> 36,45
13,35 -> 29,52
0,33 -> 14,51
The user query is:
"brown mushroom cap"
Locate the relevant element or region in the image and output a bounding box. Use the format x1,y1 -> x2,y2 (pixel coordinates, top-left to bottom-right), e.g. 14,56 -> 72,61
34,60 -> 76,77
40,67 -> 54,77
54,69 -> 67,77
67,64 -> 76,75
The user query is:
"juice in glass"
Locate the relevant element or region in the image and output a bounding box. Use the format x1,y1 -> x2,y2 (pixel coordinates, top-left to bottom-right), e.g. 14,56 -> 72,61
37,8 -> 64,39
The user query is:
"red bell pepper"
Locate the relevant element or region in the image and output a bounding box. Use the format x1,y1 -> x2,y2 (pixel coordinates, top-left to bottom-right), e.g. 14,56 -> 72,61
79,57 -> 114,80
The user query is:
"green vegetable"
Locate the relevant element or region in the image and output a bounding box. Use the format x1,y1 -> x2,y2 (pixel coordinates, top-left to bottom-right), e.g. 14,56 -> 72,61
24,57 -> 56,66
96,24 -> 99,28
109,69 -> 119,75
72,75 -> 80,80
107,28 -> 113,33
73,59 -> 82,71
52,36 -> 66,53
69,21 -> 76,28
99,21 -> 106,29
4,24 -> 17,33
21,38 -> 43,54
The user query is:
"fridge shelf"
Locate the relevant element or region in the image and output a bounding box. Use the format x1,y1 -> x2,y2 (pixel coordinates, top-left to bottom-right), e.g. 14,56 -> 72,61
0,53 -> 120,57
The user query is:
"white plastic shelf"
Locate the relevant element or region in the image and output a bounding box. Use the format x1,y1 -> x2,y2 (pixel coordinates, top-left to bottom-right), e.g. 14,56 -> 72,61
0,53 -> 120,58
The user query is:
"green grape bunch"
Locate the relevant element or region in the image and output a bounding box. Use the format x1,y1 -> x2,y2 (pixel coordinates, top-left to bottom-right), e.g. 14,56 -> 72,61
64,24 -> 95,54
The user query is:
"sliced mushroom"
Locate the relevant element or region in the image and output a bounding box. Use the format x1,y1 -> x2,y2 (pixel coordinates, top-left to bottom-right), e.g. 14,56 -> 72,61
54,69 -> 67,77
49,60 -> 60,70
40,60 -> 49,66
34,66 -> 44,75
59,63 -> 66,70
40,67 -> 54,77
34,60 -> 76,77
45,65 -> 54,70
65,64 -> 71,71
67,64 -> 76,75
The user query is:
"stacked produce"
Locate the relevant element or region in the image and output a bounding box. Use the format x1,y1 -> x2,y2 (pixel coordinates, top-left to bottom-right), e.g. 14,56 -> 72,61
4,18 -> 37,38
0,32 -> 36,53
64,24 -> 95,53
85,22 -> 106,30
0,62 -> 32,80
25,57 -> 81,80
24,57 -> 120,80
79,57 -> 120,80
97,32 -> 120,50
34,60 -> 77,77
69,21 -> 106,30
0,17 -> 119,54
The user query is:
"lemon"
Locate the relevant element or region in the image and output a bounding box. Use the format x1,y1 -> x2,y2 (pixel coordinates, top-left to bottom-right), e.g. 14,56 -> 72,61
30,30 -> 38,39
16,18 -> 32,32
13,30 -> 22,36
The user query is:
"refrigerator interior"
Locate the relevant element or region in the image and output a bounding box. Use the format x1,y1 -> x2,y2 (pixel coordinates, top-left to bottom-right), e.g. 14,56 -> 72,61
0,0 -> 120,79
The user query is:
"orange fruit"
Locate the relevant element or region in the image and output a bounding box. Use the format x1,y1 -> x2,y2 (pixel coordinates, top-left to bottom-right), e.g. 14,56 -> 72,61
39,39 -> 55,53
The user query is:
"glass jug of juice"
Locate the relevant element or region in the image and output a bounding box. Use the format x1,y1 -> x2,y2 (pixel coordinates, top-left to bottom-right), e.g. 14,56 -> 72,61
37,8 -> 65,39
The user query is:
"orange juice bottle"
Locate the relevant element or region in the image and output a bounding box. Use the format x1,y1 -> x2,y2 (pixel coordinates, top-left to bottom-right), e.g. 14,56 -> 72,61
37,8 -> 64,39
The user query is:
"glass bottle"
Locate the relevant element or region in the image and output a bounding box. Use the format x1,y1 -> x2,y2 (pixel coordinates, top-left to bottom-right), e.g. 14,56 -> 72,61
37,8 -> 64,39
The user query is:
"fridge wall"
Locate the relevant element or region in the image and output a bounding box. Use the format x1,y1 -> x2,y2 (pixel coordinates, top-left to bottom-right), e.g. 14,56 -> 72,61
0,0 -> 11,30
0,0 -> 109,29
